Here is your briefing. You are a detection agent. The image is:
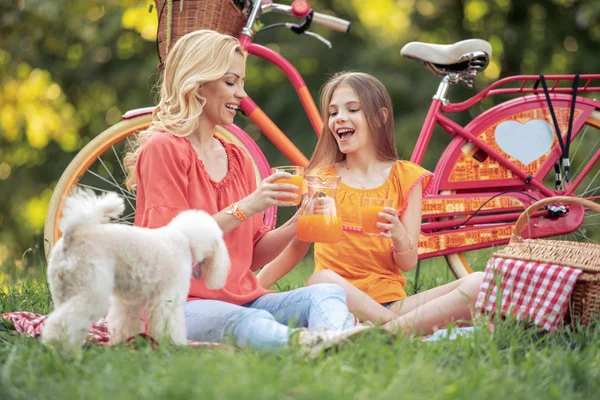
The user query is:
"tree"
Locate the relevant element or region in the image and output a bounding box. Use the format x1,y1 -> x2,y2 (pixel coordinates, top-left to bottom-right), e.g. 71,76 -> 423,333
1,0 -> 599,269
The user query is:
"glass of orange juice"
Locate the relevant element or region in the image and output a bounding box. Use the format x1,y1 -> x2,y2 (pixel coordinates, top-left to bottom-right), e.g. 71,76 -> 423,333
271,166 -> 304,206
360,197 -> 392,235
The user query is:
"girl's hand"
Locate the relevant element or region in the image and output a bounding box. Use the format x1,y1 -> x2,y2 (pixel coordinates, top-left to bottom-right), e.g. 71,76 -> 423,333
305,194 -> 331,215
239,171 -> 300,216
377,207 -> 407,239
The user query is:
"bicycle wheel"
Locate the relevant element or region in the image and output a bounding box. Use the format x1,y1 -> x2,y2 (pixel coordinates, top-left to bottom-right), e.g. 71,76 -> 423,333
438,102 -> 600,278
43,112 -> 275,258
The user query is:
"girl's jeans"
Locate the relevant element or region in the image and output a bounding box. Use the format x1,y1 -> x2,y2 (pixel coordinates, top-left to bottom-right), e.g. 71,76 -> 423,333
184,283 -> 354,350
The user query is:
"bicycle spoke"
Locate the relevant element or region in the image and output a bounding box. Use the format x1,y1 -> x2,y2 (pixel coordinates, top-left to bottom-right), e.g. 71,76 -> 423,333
563,211 -> 600,243
111,142 -> 130,181
97,156 -> 136,211
582,188 -> 600,199
573,229 -> 599,244
119,211 -> 136,221
571,137 -> 599,179
112,218 -> 134,225
569,125 -> 587,167
84,169 -> 126,192
580,168 -> 600,197
77,181 -> 136,201
85,166 -> 136,201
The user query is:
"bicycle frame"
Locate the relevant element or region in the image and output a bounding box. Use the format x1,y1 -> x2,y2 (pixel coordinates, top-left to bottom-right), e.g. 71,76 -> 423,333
414,74 -> 600,259
122,30 -> 599,263
412,74 -> 600,197
205,31 -> 600,260
44,0 -> 600,276
236,34 -> 322,167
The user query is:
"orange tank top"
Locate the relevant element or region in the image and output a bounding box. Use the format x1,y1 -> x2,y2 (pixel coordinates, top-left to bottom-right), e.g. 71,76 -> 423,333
313,161 -> 433,303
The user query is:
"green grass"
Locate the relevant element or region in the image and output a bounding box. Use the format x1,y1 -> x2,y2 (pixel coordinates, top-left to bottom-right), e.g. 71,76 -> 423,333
1,257 -> 600,400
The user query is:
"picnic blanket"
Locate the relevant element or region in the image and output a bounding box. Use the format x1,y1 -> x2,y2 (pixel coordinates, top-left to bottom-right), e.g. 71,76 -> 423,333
475,257 -> 582,331
3,311 -> 485,345
0,312 -> 222,347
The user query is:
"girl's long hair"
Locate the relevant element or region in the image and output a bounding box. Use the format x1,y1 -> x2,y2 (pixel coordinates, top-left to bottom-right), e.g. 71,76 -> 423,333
123,30 -> 245,189
307,72 -> 398,174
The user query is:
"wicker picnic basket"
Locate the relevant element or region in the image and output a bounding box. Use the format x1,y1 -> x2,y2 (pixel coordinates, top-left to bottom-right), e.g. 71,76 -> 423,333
155,0 -> 248,66
492,196 -> 600,326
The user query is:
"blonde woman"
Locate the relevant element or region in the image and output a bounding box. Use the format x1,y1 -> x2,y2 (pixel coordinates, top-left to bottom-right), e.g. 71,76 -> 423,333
126,31 -> 368,353
257,72 -> 484,336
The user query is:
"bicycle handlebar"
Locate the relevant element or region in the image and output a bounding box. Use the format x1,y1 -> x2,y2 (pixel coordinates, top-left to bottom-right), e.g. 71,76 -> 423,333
311,11 -> 351,33
262,3 -> 351,33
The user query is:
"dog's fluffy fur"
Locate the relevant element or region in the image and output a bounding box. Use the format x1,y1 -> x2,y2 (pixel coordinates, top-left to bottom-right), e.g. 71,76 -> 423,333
41,189 -> 230,353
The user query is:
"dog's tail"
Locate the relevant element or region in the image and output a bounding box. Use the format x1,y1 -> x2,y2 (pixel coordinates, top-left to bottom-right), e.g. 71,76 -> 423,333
59,188 -> 125,235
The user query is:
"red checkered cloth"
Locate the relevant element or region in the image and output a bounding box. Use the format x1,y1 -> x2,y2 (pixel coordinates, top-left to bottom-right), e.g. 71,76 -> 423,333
475,257 -> 582,331
0,312 -> 222,348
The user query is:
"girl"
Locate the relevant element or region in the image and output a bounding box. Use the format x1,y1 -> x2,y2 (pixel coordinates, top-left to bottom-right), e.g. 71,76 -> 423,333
257,72 -> 484,336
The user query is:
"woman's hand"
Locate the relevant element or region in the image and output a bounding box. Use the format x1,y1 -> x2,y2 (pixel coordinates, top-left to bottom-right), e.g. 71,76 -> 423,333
238,171 -> 301,216
377,207 -> 407,239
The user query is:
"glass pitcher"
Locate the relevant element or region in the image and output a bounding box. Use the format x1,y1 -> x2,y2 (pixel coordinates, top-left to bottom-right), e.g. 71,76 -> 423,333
296,175 -> 343,243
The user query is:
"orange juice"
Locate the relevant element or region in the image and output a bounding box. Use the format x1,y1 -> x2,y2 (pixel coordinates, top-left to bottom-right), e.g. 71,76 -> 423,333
275,175 -> 303,205
361,206 -> 386,235
297,214 -> 343,243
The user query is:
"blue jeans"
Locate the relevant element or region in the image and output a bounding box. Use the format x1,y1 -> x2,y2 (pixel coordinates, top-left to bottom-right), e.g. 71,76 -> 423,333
184,284 -> 354,350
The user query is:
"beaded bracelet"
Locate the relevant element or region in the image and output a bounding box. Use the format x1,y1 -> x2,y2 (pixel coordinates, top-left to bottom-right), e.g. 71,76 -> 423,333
226,202 -> 247,222
391,235 -> 413,256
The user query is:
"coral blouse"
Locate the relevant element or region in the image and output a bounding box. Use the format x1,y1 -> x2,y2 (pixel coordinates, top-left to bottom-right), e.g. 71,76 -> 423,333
313,161 -> 433,303
134,132 -> 272,305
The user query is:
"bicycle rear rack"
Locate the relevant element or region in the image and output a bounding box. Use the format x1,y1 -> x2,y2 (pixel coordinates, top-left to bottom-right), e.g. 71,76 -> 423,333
444,74 -> 600,113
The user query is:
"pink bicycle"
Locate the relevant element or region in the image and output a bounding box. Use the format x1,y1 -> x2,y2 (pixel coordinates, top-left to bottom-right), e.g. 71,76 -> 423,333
43,0 -> 600,279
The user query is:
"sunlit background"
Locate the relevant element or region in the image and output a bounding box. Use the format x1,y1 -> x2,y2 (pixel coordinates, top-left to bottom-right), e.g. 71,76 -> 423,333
1,0 -> 600,279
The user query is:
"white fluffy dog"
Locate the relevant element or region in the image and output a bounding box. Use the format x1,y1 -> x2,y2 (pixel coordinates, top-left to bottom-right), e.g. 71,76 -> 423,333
42,189 -> 230,353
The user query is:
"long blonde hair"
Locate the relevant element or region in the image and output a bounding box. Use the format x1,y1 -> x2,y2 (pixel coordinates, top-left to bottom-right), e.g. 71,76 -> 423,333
124,30 -> 246,189
307,72 -> 398,174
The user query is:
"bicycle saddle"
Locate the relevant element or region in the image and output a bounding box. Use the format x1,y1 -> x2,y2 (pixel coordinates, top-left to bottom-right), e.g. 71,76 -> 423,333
401,39 -> 492,86
401,39 -> 492,65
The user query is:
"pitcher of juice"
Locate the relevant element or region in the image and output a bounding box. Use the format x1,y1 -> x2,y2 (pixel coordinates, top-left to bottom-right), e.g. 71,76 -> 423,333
296,175 -> 343,243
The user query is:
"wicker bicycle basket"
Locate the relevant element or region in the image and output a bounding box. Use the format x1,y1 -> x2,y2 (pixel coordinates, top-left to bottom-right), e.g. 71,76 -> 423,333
155,0 -> 248,66
492,196 -> 600,326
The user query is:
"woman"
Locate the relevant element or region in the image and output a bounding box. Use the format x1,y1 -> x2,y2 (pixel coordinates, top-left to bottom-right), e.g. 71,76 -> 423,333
124,31 -> 367,353
257,72 -> 484,336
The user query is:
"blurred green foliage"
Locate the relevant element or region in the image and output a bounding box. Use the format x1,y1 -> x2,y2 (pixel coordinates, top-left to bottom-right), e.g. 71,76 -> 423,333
1,0 -> 599,267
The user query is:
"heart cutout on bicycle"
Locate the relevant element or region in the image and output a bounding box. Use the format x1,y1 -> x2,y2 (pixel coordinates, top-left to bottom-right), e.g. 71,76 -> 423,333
494,119 -> 555,166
